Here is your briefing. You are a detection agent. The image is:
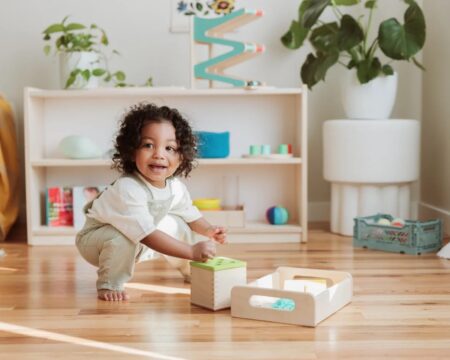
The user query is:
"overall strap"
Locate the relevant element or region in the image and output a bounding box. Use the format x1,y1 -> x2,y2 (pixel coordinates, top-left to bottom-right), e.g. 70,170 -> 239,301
120,173 -> 154,199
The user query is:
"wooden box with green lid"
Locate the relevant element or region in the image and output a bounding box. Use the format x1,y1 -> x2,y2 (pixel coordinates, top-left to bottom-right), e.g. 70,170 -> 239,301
190,257 -> 247,311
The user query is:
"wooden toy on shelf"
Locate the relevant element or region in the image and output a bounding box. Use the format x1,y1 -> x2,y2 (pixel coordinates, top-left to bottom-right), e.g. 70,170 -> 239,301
191,8 -> 265,88
190,257 -> 247,311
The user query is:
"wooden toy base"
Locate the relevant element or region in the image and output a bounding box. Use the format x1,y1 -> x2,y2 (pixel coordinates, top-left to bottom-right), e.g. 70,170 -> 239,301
231,267 -> 352,327
201,206 -> 245,228
242,154 -> 293,159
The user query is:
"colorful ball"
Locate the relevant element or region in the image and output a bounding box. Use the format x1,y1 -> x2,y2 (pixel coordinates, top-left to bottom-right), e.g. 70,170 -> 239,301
391,218 -> 405,227
266,206 -> 289,225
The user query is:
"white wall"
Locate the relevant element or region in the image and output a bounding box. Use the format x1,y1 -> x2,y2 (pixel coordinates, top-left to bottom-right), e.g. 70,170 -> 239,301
421,0 -> 450,233
0,0 -> 423,222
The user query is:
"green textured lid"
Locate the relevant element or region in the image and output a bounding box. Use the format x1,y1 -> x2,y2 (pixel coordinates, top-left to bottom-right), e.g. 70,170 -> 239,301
190,257 -> 246,271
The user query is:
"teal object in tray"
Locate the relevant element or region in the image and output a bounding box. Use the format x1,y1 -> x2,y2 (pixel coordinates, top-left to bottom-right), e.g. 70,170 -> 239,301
353,213 -> 443,255
195,131 -> 230,158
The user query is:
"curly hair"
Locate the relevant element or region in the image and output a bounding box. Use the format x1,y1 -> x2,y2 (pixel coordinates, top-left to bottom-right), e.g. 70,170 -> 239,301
112,103 -> 197,178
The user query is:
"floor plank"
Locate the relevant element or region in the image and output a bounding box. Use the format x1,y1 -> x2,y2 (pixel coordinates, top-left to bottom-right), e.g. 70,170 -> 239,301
0,223 -> 449,359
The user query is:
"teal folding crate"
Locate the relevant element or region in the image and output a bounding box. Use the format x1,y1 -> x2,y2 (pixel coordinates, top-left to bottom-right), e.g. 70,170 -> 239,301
353,213 -> 442,255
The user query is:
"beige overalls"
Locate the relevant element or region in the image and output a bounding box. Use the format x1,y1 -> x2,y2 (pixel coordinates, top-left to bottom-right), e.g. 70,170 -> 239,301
75,175 -> 194,291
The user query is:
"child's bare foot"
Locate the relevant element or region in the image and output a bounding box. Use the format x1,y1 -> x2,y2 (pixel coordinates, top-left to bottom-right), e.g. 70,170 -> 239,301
97,289 -> 129,301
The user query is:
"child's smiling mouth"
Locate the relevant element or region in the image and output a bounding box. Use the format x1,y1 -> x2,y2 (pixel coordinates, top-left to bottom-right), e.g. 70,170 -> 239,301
149,164 -> 168,173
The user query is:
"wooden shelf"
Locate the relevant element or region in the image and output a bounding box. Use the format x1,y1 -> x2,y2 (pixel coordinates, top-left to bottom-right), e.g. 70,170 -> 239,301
27,87 -> 303,98
33,222 -> 302,237
24,86 -> 308,245
30,222 -> 304,245
31,157 -> 302,167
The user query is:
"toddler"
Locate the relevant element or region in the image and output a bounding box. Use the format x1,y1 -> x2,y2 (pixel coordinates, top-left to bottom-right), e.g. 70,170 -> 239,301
76,103 -> 226,301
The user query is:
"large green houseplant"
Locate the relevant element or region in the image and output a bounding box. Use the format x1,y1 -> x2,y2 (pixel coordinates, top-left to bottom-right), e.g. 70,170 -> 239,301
43,16 -> 153,89
281,0 -> 426,89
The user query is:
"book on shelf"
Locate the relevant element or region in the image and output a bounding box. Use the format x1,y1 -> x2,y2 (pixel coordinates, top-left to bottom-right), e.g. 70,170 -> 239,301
46,185 -> 106,228
46,187 -> 73,227
73,186 -> 106,230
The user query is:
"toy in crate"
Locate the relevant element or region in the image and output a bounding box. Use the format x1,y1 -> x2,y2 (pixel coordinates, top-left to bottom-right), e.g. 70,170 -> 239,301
353,213 -> 443,255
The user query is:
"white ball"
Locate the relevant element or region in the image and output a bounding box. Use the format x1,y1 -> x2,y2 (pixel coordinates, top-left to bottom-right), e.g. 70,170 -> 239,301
377,218 -> 391,226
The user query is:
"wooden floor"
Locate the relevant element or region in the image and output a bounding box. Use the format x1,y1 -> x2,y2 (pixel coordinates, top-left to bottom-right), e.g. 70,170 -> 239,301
1,223 -> 449,360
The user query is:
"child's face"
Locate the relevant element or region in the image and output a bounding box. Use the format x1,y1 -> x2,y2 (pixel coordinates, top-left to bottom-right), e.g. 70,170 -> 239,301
134,121 -> 181,188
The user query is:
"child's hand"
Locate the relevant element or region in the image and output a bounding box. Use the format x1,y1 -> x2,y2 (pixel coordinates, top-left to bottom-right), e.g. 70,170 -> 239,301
192,240 -> 216,262
206,225 -> 227,244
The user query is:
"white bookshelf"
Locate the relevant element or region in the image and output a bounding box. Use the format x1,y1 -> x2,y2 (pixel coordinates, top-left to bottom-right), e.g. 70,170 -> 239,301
24,87 -> 308,245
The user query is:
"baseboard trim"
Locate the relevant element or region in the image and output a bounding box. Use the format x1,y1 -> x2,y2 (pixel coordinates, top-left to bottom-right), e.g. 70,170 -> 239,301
418,202 -> 450,236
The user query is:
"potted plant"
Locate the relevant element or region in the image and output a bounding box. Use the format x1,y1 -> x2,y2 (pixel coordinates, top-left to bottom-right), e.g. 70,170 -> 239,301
281,0 -> 426,119
43,16 -> 153,89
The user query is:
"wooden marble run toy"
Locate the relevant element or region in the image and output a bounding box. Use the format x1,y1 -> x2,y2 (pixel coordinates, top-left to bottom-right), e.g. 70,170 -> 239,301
191,8 -> 265,88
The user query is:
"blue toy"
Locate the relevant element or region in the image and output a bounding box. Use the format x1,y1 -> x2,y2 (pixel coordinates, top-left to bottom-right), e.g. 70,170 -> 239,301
266,206 -> 289,225
195,131 -> 230,158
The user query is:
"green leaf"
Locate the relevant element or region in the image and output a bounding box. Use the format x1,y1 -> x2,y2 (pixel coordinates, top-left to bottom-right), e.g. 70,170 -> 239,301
43,24 -> 64,35
301,51 -> 339,89
301,0 -> 330,29
145,77 -> 153,87
337,15 -> 364,51
114,71 -> 126,81
309,22 -> 339,53
101,30 -> 109,46
81,69 -> 91,82
281,20 -> 309,49
64,23 -> 86,31
356,57 -> 381,83
347,59 -> 357,69
65,70 -> 80,89
196,2 -> 203,11
365,0 -> 377,9
334,0 -> 360,5
92,68 -> 106,77
43,45 -> 51,55
378,2 -> 426,60
382,64 -> 394,75
412,56 -> 426,71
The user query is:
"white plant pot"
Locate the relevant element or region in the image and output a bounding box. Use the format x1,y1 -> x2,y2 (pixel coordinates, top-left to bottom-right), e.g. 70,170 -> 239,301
59,52 -> 101,89
340,71 -> 398,120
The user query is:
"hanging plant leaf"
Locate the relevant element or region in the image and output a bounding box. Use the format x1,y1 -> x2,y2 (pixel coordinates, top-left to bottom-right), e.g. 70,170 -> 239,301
378,2 -> 425,60
381,64 -> 394,75
281,20 -> 309,49
64,23 -> 86,31
196,2 -> 203,11
42,24 -> 65,35
365,0 -> 377,9
301,0 -> 330,29
334,0 -> 360,5
356,57 -> 381,83
92,68 -> 106,77
337,15 -> 364,51
301,51 -> 339,89
310,22 -> 339,53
